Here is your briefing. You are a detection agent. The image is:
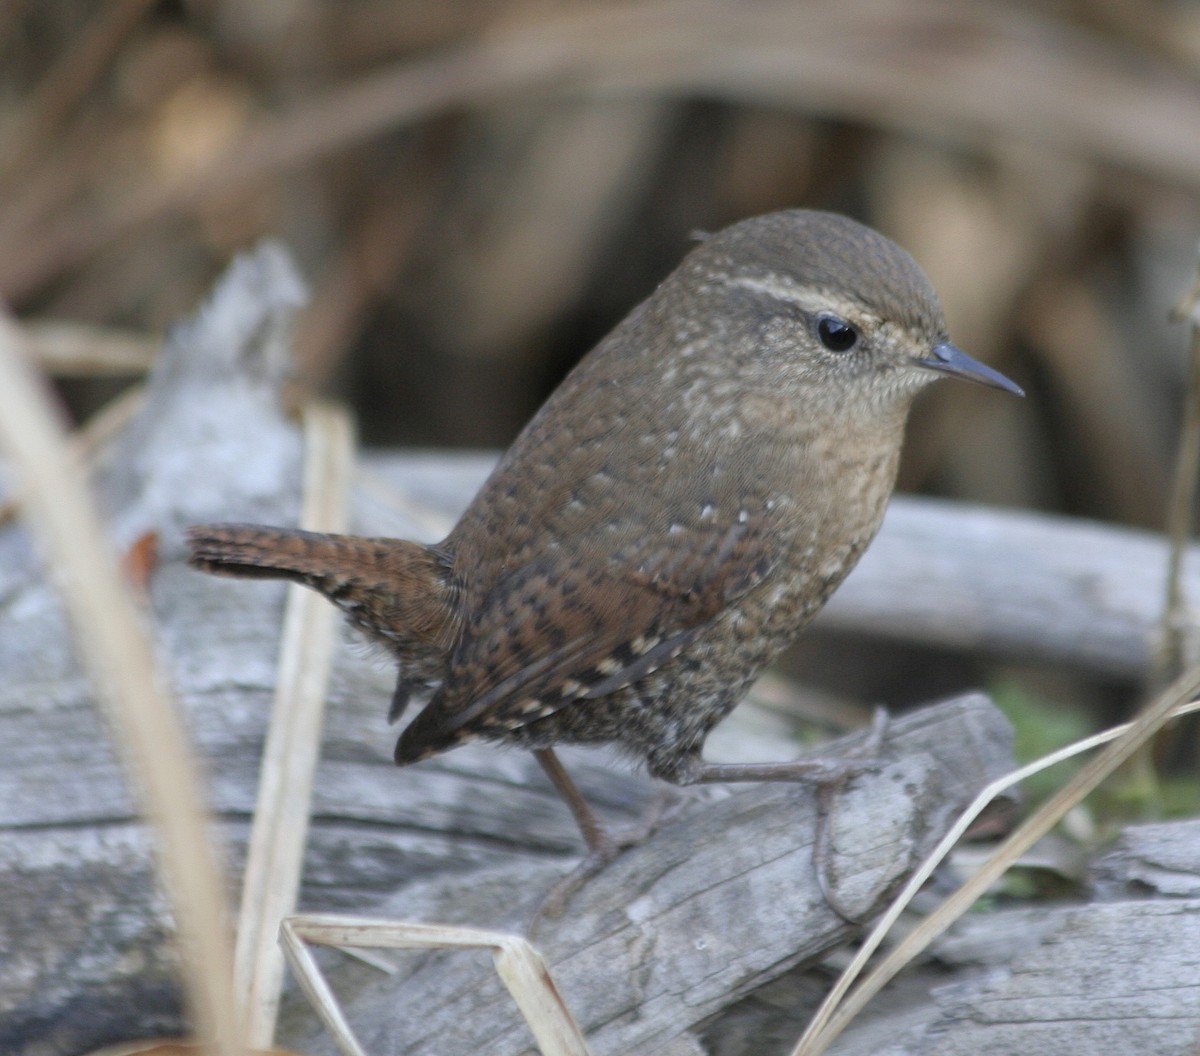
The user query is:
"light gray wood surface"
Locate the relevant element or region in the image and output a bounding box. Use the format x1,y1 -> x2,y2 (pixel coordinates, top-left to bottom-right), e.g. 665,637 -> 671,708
828,881 -> 1200,1056
275,696 -> 1015,1056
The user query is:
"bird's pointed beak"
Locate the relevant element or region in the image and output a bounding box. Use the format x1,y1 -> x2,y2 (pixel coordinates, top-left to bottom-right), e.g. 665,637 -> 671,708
915,342 -> 1024,396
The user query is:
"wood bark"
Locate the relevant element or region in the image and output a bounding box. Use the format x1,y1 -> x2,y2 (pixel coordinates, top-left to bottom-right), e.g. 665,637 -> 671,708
816,815 -> 1200,1056
275,696 -> 1014,1056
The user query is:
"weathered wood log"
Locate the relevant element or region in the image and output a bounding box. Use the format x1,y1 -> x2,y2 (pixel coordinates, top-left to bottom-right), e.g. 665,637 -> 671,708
686,816 -> 1200,1056
819,816 -> 1200,1056
275,695 -> 1015,1056
1090,817 -> 1200,899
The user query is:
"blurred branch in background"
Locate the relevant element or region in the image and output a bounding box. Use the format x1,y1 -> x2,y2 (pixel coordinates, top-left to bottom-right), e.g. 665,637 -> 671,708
4,0 -> 1199,683
0,1 -> 1196,500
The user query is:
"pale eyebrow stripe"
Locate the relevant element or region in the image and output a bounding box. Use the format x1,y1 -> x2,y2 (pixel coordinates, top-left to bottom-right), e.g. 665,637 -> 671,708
721,274 -> 863,321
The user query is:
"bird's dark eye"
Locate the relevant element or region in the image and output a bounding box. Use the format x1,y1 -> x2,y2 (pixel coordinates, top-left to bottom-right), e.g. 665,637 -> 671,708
817,315 -> 858,353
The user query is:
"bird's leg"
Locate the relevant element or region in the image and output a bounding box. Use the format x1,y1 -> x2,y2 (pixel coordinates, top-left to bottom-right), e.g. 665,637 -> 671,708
676,706 -> 888,786
531,748 -> 678,929
533,747 -> 615,859
530,711 -> 887,927
665,708 -> 890,922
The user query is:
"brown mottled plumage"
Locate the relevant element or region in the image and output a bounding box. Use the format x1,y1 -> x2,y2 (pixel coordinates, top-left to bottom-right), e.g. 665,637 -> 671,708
189,210 -> 1020,854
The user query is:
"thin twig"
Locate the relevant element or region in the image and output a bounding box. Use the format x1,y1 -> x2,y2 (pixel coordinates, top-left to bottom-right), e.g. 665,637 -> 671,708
0,381 -> 145,529
793,695 -> 1200,1054
9,2 -> 1200,300
24,318 -> 159,375
281,915 -> 593,1056
793,666 -> 1200,1056
233,402 -> 354,1048
289,179 -> 434,403
0,0 -> 159,188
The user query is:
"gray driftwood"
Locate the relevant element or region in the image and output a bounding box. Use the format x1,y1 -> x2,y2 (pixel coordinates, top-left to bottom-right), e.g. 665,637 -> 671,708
688,816 -> 1200,1056
1090,817 -> 1200,899
816,815 -> 1200,1056
278,695 -> 1014,1056
0,244 -> 1186,1055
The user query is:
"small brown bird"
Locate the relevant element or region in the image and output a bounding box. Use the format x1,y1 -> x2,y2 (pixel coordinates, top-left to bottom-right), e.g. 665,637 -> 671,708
189,210 -> 1021,879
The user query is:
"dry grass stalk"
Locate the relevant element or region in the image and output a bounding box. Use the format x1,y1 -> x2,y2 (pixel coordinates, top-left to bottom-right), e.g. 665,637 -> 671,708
793,671 -> 1200,1055
280,915 -> 592,1056
0,310 -> 243,1052
24,319 -> 159,375
233,401 -> 355,1048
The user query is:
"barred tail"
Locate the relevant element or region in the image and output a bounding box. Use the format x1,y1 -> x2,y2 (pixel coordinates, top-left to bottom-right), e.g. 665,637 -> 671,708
188,523 -> 363,586
186,523 -> 459,662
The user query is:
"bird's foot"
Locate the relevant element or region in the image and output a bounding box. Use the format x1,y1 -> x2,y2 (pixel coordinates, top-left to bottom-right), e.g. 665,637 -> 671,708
530,787 -> 684,935
660,707 -> 890,923
803,704 -> 890,783
812,707 -> 890,923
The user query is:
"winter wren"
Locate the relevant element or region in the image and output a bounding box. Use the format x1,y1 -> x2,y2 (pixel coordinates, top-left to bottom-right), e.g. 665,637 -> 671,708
189,210 -> 1021,863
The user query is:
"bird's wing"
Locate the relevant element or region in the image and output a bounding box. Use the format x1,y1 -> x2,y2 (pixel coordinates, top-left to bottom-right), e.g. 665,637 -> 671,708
394,507 -> 778,762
